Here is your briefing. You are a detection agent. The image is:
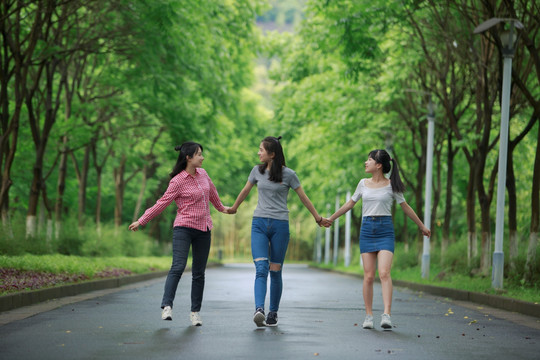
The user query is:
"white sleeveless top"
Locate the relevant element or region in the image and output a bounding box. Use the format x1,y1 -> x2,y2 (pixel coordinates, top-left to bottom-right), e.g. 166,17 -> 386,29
351,178 -> 405,216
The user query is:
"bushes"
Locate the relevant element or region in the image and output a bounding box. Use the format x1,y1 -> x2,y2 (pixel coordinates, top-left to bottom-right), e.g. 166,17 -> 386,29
0,214 -> 163,257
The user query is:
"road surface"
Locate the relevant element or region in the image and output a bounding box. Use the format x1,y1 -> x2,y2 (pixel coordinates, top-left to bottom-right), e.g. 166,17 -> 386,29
1,264 -> 538,359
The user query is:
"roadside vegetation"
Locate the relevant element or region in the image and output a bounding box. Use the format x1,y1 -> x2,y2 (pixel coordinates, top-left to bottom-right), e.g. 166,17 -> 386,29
313,242 -> 540,304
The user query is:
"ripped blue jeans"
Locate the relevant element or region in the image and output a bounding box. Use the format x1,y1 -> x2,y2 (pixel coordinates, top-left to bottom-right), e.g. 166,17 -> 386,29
251,217 -> 290,312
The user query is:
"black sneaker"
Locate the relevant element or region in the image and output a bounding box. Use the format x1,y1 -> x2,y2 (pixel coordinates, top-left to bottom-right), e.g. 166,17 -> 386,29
266,311 -> 278,327
253,307 -> 266,327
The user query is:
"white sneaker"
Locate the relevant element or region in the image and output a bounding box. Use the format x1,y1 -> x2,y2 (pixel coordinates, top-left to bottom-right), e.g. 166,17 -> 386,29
162,306 -> 172,321
362,315 -> 374,329
381,313 -> 392,330
190,311 -> 202,326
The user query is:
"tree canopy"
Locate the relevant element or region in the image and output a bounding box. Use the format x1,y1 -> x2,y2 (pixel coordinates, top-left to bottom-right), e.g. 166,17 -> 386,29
1,0 -> 539,286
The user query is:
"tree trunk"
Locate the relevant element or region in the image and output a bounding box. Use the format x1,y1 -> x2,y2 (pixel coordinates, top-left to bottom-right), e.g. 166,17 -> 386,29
441,134 -> 455,262
55,135 -> 69,238
27,149 -> 45,238
466,169 -> 477,265
78,145 -> 90,228
96,167 -> 103,236
523,120 -> 540,283
114,154 -> 127,228
506,153 -> 518,273
0,0 -> 41,223
26,49 -> 64,236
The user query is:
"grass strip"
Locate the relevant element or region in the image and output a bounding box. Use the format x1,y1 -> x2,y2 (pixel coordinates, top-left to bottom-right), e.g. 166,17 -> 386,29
313,262 -> 540,304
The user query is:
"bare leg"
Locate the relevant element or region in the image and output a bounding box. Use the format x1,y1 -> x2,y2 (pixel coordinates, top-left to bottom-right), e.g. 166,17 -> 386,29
377,250 -> 394,314
361,252 -> 377,315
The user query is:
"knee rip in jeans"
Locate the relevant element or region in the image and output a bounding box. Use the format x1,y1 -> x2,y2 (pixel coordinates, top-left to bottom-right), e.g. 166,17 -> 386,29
254,257 -> 268,263
269,262 -> 281,272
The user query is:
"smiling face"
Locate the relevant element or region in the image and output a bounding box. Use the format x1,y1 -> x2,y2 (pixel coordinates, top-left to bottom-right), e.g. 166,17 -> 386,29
187,147 -> 204,168
258,142 -> 275,164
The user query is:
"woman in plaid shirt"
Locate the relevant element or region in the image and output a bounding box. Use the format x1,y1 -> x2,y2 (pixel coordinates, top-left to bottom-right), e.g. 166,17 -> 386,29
129,142 -> 231,326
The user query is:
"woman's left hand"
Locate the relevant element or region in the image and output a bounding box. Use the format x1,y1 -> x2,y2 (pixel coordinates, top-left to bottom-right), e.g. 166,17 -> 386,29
420,226 -> 431,237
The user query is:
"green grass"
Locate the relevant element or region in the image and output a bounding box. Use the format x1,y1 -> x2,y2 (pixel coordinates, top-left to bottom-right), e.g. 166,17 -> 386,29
0,254 -> 172,277
312,262 -> 540,304
2,252 -> 538,305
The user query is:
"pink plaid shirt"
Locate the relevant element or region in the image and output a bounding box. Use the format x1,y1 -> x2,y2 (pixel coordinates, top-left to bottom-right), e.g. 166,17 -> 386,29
138,168 -> 225,232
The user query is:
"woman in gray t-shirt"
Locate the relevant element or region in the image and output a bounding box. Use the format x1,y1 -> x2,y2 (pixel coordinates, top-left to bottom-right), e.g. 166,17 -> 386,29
229,136 -> 327,327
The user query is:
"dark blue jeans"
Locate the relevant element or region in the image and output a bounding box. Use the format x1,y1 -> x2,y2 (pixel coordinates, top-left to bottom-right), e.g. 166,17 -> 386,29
161,226 -> 211,312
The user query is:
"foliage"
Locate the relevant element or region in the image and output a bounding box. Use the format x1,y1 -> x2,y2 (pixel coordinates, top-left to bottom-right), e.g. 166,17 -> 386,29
1,0 -> 539,294
313,240 -> 540,303
0,213 -> 162,257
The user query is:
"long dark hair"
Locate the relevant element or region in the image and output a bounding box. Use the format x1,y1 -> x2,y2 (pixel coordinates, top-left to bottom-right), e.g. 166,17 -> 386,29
368,149 -> 405,193
170,142 -> 203,178
258,136 -> 286,183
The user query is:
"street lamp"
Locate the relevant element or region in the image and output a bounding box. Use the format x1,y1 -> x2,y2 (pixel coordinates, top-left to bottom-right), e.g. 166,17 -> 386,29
473,18 -> 524,289
405,89 -> 435,279
422,96 -> 435,279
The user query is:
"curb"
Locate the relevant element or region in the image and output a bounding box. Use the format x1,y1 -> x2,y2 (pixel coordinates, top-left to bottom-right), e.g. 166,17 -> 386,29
312,266 -> 540,318
0,271 -> 169,313
392,280 -> 540,318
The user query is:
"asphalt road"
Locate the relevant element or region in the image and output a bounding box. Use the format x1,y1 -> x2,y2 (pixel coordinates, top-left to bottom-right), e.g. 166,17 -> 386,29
1,264 -> 539,359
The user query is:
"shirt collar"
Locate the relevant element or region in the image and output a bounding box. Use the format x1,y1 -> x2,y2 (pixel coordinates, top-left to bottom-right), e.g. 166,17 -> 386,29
179,168 -> 201,178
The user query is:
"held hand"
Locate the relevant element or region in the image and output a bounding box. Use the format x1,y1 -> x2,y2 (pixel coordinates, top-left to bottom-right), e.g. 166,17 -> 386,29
224,206 -> 237,214
421,226 -> 431,237
128,221 -> 140,231
320,218 -> 333,228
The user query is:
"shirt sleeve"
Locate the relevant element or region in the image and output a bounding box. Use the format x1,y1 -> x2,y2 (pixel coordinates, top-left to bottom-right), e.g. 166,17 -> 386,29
288,169 -> 301,190
206,172 -> 226,212
393,191 -> 406,204
351,179 -> 364,203
138,177 -> 180,226
248,166 -> 259,185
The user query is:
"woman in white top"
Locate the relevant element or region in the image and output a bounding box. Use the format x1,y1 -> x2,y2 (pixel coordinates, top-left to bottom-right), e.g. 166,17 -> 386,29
327,149 -> 430,330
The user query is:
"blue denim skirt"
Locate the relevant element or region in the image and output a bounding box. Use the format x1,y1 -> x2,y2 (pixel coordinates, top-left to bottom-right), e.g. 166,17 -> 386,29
359,216 -> 395,254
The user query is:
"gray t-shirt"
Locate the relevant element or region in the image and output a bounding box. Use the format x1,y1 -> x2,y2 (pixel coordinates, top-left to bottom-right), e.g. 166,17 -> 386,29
248,166 -> 301,221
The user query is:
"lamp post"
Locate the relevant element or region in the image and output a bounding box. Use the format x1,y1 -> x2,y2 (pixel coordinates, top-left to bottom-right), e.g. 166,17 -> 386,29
405,89 -> 435,279
422,96 -> 435,279
473,18 -> 523,289
344,190 -> 351,267
333,192 -> 340,266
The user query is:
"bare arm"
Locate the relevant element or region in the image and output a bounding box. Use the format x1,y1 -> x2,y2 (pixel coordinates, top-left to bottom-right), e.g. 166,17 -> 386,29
294,186 -> 322,223
230,181 -> 255,213
328,199 -> 357,222
400,202 -> 431,237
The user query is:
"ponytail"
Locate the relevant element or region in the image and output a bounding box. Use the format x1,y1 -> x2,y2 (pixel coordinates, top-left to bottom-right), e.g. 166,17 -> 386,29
368,149 -> 405,193
389,157 -> 406,193
170,142 -> 203,178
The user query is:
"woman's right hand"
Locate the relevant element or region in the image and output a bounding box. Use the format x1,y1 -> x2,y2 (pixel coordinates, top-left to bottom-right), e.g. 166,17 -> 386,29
128,221 -> 140,231
420,226 -> 431,237
320,218 -> 333,228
